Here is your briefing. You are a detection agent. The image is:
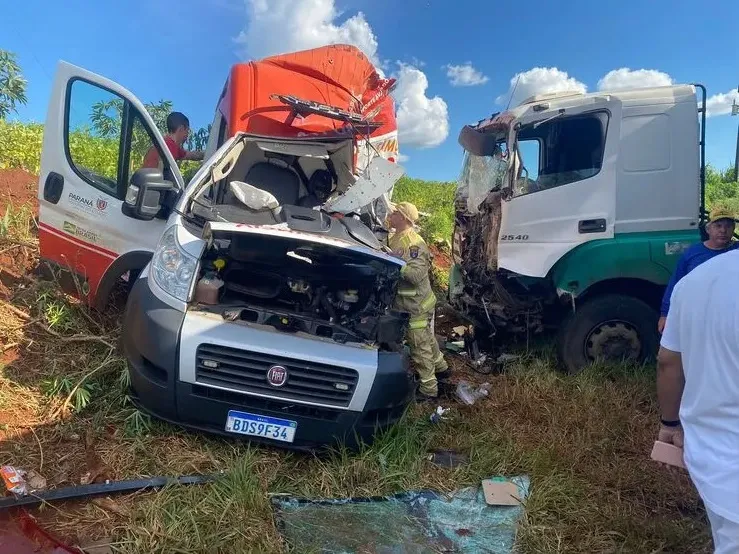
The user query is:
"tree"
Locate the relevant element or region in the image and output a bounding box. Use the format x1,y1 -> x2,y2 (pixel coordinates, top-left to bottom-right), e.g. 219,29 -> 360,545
705,164 -> 739,213
0,50 -> 28,120
90,98 -> 209,157
91,98 -> 174,162
186,125 -> 211,152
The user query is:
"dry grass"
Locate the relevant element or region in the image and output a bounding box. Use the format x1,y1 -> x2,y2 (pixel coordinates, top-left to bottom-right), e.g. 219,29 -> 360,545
0,202 -> 711,553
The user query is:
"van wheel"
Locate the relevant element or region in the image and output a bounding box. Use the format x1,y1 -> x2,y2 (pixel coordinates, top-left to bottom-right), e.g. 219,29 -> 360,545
556,294 -> 659,374
101,269 -> 142,313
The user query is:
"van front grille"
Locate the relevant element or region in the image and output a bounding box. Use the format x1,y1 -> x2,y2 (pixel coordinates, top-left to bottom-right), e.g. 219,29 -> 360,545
195,344 -> 358,407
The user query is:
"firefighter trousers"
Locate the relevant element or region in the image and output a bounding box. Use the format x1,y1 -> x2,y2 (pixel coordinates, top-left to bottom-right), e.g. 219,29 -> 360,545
406,311 -> 448,397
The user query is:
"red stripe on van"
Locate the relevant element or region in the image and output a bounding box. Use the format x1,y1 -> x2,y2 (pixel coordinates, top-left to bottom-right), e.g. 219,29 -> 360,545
38,223 -> 118,304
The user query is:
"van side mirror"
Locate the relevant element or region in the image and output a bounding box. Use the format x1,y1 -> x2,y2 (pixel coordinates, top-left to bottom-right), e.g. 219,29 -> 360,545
123,168 -> 176,221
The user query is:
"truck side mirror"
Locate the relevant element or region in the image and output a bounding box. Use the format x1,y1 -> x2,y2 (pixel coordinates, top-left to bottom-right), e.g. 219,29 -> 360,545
458,125 -> 499,156
123,168 -> 177,221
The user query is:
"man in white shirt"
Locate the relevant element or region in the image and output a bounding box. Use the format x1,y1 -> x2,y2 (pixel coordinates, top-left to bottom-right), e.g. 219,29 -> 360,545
658,250 -> 739,553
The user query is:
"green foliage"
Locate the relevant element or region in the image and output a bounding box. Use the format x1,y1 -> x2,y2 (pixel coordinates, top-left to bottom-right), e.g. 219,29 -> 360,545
0,118 -> 207,183
0,119 -> 119,178
91,98 -> 173,138
35,287 -> 85,332
705,164 -> 739,213
392,176 -> 456,242
67,126 -> 120,182
41,376 -> 95,413
124,409 -> 153,436
186,124 -> 211,152
0,203 -> 35,240
0,50 -> 27,119
0,120 -> 44,172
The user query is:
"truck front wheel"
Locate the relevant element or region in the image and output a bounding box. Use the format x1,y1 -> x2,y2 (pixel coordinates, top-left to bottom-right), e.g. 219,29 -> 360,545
556,294 -> 659,374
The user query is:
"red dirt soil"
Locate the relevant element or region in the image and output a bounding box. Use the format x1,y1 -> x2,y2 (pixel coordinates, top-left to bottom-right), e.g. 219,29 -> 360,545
0,168 -> 38,217
0,168 -> 39,300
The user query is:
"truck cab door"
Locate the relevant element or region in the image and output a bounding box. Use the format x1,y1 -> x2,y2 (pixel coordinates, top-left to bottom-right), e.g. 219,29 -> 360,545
498,96 -> 622,278
37,61 -> 184,308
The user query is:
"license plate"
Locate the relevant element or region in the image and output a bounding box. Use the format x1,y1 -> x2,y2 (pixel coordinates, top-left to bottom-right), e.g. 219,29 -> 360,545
225,410 -> 297,443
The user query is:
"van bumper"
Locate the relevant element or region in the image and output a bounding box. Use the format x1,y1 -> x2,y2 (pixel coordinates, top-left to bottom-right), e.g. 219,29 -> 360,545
122,276 -> 413,450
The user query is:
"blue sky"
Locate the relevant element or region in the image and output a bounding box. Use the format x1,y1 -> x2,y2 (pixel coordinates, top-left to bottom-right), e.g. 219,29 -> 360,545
4,0 -> 739,181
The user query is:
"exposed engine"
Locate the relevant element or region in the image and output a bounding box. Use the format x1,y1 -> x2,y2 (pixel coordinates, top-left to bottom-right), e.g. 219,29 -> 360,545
193,231 -> 407,350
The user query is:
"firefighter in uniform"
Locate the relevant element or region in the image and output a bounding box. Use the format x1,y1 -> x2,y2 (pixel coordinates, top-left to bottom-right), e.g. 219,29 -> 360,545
387,202 -> 449,400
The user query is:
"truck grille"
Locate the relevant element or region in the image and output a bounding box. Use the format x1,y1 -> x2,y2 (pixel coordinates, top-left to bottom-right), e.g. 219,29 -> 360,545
195,344 -> 359,407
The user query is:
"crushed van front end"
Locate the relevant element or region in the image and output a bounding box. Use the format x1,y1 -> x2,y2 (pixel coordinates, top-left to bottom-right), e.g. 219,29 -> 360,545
122,272 -> 412,450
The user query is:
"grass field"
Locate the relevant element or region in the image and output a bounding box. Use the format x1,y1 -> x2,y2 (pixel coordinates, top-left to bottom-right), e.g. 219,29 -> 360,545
0,198 -> 712,553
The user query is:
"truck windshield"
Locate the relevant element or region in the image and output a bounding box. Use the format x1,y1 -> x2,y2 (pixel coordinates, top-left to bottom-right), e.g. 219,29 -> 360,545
456,149 -> 508,214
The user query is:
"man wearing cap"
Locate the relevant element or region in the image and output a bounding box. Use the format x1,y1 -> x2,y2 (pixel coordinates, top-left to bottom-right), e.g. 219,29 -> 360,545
658,205 -> 738,334
387,201 -> 449,401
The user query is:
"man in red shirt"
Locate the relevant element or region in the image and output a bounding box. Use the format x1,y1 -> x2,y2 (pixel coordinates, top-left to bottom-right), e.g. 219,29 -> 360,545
142,112 -> 204,169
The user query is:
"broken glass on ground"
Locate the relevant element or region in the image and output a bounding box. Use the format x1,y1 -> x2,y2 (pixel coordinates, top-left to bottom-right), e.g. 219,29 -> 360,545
272,476 -> 529,554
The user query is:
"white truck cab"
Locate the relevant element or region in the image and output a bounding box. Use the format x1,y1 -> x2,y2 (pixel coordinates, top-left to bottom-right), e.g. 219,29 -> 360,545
453,84 -> 708,372
37,61 -> 413,449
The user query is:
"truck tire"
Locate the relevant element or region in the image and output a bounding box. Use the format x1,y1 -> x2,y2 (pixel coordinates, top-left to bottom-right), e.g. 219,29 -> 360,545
556,294 -> 659,374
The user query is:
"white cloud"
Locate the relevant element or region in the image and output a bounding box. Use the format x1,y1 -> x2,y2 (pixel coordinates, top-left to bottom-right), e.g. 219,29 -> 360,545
235,0 -> 449,150
496,67 -> 586,107
444,63 -> 489,87
597,68 -> 673,91
397,153 -> 410,163
706,89 -> 739,117
235,0 -> 379,64
393,63 -> 449,148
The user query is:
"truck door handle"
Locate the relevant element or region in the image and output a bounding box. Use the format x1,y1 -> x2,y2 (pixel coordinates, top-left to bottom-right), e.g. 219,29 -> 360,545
43,172 -> 65,204
578,218 -> 606,234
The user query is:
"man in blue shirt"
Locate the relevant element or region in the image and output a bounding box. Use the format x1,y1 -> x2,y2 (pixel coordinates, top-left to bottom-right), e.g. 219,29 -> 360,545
658,205 -> 738,333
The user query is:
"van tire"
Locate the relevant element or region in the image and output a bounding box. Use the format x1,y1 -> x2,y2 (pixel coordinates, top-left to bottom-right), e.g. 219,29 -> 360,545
556,294 -> 659,374
94,251 -> 152,312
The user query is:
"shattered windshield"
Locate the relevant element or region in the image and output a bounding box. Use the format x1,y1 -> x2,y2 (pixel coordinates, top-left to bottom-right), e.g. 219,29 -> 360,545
456,149 -> 508,214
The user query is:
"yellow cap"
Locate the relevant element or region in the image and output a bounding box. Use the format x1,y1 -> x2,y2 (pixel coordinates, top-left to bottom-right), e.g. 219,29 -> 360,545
708,205 -> 737,224
390,201 -> 419,224
213,258 -> 226,271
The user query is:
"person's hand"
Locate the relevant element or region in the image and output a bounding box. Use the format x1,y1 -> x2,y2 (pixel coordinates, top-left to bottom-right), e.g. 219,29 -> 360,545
658,423 -> 684,448
657,316 -> 667,334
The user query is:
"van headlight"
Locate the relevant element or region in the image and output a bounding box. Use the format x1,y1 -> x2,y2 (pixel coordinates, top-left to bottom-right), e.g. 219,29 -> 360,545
151,226 -> 197,302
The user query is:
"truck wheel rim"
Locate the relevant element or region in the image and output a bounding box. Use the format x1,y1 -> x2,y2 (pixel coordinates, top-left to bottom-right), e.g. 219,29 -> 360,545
584,320 -> 641,362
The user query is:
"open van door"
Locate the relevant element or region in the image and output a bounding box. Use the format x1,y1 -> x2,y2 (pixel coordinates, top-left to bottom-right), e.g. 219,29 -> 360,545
37,61 -> 185,309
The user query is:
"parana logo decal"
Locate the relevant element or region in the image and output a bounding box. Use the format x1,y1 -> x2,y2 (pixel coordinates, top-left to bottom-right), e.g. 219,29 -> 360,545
68,193 -> 93,207
68,192 -> 109,218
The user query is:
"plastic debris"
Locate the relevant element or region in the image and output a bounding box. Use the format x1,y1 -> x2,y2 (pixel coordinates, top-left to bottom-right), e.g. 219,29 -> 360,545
455,381 -> 492,405
482,478 -> 522,506
0,475 -> 216,510
1,465 -> 28,496
427,449 -> 469,468
444,340 -> 466,353
429,405 -> 450,424
452,325 -> 468,337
